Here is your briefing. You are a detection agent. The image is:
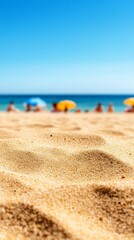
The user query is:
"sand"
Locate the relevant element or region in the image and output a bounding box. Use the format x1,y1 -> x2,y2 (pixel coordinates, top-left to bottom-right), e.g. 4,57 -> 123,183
0,112 -> 133,240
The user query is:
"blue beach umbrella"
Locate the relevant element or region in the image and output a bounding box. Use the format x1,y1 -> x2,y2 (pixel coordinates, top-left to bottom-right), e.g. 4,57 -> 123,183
25,98 -> 46,107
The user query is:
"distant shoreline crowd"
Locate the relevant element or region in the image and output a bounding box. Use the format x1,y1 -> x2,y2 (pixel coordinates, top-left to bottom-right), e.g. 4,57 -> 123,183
6,101 -> 134,113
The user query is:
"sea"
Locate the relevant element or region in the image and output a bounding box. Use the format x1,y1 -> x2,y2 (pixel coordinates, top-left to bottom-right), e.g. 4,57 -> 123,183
0,94 -> 133,112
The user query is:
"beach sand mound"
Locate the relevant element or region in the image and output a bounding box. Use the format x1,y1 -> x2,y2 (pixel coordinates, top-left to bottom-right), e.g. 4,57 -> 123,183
0,203 -> 74,240
0,113 -> 133,239
73,150 -> 134,181
93,185 -> 134,235
42,183 -> 134,239
39,132 -> 105,148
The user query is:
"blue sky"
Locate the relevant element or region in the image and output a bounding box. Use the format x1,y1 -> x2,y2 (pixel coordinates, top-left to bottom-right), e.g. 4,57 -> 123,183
0,0 -> 134,94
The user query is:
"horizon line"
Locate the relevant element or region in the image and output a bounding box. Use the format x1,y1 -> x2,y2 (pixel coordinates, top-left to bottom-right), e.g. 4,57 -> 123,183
0,93 -> 134,96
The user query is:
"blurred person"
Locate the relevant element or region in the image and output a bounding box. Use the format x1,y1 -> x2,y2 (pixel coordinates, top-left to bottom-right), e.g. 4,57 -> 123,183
93,103 -> 104,113
74,108 -> 81,113
25,104 -> 31,112
34,105 -> 43,112
51,103 -> 61,112
85,109 -> 90,113
107,104 -> 114,113
125,105 -> 134,113
7,101 -> 19,112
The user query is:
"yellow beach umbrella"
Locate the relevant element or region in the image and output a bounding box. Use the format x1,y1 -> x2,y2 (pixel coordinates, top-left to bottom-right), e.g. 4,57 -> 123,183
57,100 -> 76,111
124,98 -> 134,106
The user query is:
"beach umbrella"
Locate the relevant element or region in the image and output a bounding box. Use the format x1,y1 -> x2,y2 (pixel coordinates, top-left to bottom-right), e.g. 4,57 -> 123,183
57,100 -> 76,111
124,98 -> 134,106
25,98 -> 46,107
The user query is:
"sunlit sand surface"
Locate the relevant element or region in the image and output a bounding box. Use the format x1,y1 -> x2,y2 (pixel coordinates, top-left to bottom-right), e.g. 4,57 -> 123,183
0,113 -> 133,240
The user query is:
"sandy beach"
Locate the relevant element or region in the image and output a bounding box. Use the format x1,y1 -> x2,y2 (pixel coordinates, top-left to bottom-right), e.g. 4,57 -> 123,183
0,112 -> 133,240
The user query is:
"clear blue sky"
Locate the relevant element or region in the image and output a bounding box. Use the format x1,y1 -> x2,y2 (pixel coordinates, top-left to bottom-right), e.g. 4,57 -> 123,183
0,0 -> 134,94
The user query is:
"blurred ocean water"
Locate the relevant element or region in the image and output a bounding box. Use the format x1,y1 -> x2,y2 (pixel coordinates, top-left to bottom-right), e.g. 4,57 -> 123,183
0,94 -> 132,112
